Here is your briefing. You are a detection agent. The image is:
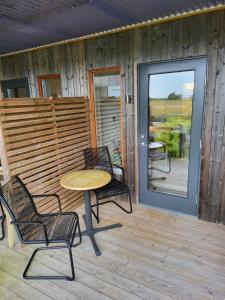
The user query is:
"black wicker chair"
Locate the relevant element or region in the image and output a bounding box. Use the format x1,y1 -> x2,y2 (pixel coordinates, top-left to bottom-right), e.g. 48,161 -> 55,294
0,175 -> 81,281
83,146 -> 132,223
0,200 -> 5,240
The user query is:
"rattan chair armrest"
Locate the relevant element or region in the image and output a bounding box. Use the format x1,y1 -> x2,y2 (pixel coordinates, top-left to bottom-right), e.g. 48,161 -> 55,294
32,194 -> 62,213
10,220 -> 49,245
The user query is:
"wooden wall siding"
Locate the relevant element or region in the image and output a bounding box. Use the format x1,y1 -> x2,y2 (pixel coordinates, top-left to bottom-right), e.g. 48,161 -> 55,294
1,10 -> 225,222
84,30 -> 135,193
0,42 -> 87,98
0,97 -> 91,213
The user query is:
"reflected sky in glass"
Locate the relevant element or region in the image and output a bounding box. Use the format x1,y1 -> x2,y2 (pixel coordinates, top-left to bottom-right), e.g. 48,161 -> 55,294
149,71 -> 195,99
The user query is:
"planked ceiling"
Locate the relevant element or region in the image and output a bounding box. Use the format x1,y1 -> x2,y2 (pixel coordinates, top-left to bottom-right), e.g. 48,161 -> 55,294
0,0 -> 224,55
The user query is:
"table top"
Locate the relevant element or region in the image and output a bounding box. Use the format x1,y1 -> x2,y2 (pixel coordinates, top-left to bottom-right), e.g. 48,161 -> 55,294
149,142 -> 164,149
60,169 -> 111,191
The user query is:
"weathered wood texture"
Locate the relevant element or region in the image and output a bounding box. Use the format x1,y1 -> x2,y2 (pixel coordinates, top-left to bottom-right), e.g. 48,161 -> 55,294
0,97 -> 91,213
0,11 -> 225,222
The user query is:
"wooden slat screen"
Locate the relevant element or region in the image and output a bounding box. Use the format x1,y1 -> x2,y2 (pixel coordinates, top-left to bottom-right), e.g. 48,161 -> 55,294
0,97 -> 91,213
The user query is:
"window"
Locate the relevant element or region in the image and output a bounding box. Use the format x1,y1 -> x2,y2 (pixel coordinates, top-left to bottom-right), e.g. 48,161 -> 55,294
89,67 -> 123,165
1,78 -> 30,98
37,74 -> 62,97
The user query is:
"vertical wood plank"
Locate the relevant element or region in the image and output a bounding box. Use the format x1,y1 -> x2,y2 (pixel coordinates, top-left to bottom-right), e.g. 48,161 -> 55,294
199,12 -> 221,220
0,114 -> 14,247
207,11 -> 225,222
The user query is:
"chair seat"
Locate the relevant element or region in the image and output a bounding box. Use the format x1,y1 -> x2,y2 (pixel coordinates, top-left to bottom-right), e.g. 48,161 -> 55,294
94,178 -> 129,200
21,212 -> 78,244
149,152 -> 169,160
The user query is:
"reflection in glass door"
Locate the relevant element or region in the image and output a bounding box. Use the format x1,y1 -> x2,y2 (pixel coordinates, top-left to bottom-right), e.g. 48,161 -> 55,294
139,58 -> 206,215
149,71 -> 194,197
89,67 -> 123,165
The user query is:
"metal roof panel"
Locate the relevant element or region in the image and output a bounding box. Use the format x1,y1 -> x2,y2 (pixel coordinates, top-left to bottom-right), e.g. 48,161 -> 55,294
0,0 -> 224,55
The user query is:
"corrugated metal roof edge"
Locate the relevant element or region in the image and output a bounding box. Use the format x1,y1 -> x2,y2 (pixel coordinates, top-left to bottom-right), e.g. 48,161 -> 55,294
0,4 -> 225,58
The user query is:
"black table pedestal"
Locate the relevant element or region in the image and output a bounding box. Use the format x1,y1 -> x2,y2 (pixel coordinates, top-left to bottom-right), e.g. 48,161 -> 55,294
82,191 -> 122,256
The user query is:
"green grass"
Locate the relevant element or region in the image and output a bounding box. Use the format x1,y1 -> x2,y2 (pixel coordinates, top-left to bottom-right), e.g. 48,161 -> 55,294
150,99 -> 192,158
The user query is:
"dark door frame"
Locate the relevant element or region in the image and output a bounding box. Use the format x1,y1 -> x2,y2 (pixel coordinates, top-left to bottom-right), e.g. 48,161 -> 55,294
138,57 -> 207,216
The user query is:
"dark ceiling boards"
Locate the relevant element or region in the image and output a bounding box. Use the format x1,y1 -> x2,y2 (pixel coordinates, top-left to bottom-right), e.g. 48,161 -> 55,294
0,0 -> 224,55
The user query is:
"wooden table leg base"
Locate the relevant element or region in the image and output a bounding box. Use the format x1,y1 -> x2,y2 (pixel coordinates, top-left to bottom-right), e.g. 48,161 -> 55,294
82,215 -> 122,256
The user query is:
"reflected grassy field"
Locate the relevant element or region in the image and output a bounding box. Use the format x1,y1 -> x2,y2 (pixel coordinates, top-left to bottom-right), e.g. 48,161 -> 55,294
149,99 -> 192,158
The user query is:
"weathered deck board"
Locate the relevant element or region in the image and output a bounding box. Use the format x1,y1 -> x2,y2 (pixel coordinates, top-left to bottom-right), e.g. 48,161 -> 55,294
1,204 -> 225,300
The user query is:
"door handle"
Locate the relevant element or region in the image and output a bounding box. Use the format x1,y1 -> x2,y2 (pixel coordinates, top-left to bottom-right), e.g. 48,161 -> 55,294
140,135 -> 147,146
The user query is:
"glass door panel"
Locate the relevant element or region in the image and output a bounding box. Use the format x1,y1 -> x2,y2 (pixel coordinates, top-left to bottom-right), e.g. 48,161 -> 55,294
148,71 -> 195,197
139,58 -> 206,216
92,71 -> 122,165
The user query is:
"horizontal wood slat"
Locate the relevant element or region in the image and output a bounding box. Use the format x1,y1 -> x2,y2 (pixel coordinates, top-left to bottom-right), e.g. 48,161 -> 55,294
0,97 -> 91,213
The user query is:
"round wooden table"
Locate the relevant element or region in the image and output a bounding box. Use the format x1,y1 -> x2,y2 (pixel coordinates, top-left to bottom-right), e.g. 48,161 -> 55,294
60,170 -> 122,256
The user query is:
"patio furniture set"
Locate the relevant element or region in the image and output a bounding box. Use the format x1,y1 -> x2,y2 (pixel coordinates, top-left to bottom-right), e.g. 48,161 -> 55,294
0,146 -> 132,281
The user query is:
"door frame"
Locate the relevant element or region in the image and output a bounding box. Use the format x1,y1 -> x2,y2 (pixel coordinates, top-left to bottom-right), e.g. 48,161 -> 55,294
88,66 -> 126,166
138,57 -> 207,216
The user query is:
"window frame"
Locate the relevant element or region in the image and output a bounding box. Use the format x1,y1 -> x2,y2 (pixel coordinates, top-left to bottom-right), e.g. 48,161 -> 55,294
37,74 -> 61,97
88,66 -> 125,166
1,78 -> 30,98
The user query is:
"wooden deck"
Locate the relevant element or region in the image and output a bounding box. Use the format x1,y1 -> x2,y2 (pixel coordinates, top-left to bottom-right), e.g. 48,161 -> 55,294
1,203 -> 225,300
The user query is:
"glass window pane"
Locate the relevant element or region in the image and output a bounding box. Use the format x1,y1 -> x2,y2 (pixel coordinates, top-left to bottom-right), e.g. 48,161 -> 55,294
93,72 -> 122,165
41,77 -> 61,97
17,87 -> 28,97
7,87 -> 28,98
148,71 -> 195,197
7,88 -> 15,98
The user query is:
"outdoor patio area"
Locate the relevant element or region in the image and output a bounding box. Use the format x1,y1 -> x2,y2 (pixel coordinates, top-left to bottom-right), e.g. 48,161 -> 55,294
1,202 -> 225,300
1,2 -> 225,300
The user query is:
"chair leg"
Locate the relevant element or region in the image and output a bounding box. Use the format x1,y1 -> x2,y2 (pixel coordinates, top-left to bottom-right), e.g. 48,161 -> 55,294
0,202 -> 5,241
96,199 -> 100,223
91,198 -> 100,224
168,154 -> 171,173
112,190 -> 132,214
72,219 -> 82,247
0,216 -> 5,241
150,153 -> 171,174
92,191 -> 133,224
23,244 -> 75,281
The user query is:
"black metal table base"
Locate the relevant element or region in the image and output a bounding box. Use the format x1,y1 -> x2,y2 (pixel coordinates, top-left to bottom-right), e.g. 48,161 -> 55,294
82,215 -> 122,256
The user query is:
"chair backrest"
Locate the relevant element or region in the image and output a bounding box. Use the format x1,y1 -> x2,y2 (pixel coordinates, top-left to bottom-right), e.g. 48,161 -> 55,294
0,176 -> 37,239
83,146 -> 114,176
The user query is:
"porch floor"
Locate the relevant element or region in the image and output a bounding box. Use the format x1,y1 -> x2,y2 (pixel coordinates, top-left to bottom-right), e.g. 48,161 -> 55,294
1,203 -> 225,300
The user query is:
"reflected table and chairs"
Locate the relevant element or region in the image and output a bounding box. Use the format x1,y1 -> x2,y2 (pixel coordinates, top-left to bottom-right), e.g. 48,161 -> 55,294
148,70 -> 194,197
148,141 -> 171,190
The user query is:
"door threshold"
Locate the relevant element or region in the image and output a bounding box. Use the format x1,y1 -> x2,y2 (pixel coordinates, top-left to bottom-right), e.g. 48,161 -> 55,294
138,202 -> 198,219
